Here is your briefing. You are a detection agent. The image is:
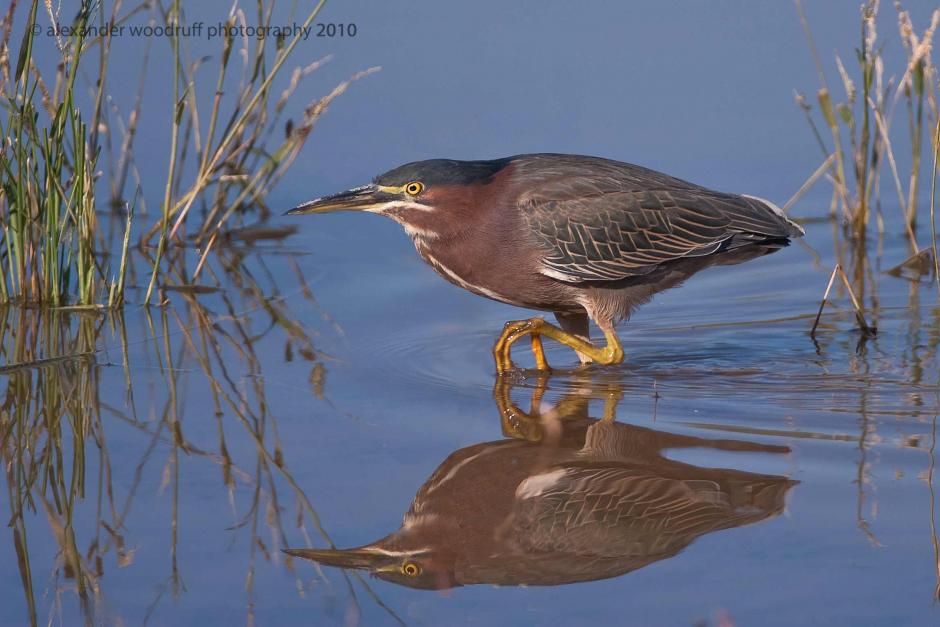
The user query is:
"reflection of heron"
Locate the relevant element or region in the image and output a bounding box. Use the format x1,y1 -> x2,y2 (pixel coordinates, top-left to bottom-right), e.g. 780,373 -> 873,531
287,378 -> 796,590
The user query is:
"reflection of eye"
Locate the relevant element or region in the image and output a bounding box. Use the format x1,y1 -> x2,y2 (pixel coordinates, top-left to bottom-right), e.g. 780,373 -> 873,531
401,562 -> 421,577
404,181 -> 423,196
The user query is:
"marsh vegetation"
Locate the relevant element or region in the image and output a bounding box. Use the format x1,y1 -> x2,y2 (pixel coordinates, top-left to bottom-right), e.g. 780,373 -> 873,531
0,0 -> 375,306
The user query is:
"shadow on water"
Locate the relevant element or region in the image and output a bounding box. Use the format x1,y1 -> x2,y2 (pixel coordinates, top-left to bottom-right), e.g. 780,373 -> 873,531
287,375 -> 796,590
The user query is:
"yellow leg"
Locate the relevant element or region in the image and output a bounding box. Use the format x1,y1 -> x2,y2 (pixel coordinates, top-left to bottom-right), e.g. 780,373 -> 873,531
493,317 -> 624,374
530,334 -> 549,371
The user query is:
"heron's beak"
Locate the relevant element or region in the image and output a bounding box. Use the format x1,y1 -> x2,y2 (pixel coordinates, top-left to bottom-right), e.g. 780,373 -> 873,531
283,546 -> 399,572
285,184 -> 391,215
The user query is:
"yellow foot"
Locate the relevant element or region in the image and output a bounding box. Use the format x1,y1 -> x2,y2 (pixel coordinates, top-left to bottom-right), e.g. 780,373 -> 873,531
492,317 -> 624,374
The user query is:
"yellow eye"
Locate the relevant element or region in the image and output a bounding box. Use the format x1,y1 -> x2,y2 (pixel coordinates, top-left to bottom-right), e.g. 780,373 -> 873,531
404,181 -> 423,196
401,562 -> 421,577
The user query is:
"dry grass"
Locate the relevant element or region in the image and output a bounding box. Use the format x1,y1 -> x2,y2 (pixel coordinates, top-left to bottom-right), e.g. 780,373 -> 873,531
795,0 -> 939,241
0,0 -> 375,306
795,1 -> 940,332
810,263 -> 877,336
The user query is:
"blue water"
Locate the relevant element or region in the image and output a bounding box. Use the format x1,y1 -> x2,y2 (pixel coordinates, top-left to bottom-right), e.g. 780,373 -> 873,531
4,1 -> 940,625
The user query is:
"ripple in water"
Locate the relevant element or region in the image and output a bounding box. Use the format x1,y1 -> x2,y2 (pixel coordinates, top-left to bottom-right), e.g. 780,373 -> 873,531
346,315 -> 917,416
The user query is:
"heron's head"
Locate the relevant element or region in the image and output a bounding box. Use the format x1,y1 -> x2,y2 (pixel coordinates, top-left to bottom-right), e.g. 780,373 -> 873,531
286,158 -> 512,238
284,539 -> 459,590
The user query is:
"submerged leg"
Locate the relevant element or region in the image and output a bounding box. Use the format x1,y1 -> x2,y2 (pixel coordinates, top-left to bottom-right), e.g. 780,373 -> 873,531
493,317 -> 624,374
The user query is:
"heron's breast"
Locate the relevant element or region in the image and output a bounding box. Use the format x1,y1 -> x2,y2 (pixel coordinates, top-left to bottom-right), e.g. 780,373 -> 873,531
413,234 -> 585,313
412,236 -> 529,307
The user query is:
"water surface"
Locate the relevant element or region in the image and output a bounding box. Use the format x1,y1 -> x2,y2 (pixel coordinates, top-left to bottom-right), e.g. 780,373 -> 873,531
2,204 -> 938,626
4,2 -> 940,625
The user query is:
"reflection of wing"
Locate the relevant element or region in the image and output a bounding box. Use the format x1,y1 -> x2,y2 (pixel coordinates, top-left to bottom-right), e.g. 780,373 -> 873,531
514,155 -> 802,282
510,464 -> 791,559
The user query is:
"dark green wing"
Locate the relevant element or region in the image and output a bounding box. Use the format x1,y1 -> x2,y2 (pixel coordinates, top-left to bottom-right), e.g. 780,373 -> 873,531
513,155 -> 802,283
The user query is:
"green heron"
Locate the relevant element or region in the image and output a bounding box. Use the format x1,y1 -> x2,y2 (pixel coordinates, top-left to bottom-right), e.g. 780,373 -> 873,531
289,154 -> 803,372
284,379 -> 795,589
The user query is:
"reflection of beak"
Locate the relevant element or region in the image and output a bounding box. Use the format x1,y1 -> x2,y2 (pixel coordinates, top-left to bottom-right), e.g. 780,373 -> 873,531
283,546 -> 399,572
285,184 -> 392,215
